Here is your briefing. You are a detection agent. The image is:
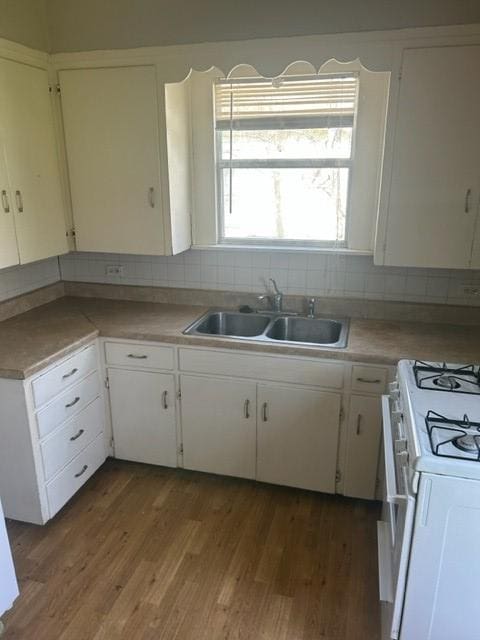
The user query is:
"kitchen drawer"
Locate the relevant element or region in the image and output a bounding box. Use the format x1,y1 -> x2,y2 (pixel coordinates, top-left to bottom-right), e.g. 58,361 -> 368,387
179,348 -> 344,389
32,344 -> 97,409
105,341 -> 174,370
46,432 -> 106,518
40,397 -> 104,481
351,365 -> 388,394
36,371 -> 101,440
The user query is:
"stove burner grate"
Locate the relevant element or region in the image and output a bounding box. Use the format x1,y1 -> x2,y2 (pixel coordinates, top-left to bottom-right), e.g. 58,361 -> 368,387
414,361 -> 480,395
425,410 -> 480,461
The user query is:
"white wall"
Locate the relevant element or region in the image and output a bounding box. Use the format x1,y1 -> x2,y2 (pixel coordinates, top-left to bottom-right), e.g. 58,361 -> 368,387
59,250 -> 480,307
0,258 -> 60,303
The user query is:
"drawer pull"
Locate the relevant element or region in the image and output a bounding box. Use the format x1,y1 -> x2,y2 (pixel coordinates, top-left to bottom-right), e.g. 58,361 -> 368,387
356,377 -> 381,384
1,190 -> 10,213
356,414 -> 362,435
15,190 -> 24,213
70,428 -> 85,441
74,464 -> 88,478
244,399 -> 250,419
162,390 -> 168,410
127,354 -> 148,359
62,367 -> 78,380
262,402 -> 268,422
65,396 -> 80,408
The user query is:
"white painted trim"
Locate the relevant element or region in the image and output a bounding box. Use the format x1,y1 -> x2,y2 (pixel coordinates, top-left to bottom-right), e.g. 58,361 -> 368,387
191,244 -> 373,255
0,36 -> 49,68
50,23 -> 480,81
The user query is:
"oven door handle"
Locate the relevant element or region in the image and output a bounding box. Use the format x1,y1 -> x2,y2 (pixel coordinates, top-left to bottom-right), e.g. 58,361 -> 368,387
382,395 -> 406,505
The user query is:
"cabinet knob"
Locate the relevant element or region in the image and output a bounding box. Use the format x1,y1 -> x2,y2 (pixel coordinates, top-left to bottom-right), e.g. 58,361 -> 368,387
262,402 -> 268,422
65,396 -> 80,409
356,377 -> 381,384
15,190 -> 23,213
465,188 -> 472,213
74,464 -> 88,478
148,187 -> 155,208
1,190 -> 10,213
356,413 -> 362,435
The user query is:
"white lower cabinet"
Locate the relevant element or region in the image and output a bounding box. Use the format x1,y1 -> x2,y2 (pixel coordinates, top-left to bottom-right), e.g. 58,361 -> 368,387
257,384 -> 341,493
343,394 -> 382,500
0,342 -> 105,524
109,368 -> 177,467
180,375 -> 257,479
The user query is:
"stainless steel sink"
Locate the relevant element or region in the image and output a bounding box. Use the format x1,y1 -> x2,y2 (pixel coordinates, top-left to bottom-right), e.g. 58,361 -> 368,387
193,311 -> 271,337
265,316 -> 347,346
183,309 -> 349,348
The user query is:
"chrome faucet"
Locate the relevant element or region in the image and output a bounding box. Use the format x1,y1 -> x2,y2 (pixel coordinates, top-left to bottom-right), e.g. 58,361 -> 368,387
257,278 -> 284,313
269,278 -> 283,312
307,297 -> 316,318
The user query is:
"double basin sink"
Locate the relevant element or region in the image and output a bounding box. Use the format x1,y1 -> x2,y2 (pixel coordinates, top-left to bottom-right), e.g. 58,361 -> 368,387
183,310 -> 349,348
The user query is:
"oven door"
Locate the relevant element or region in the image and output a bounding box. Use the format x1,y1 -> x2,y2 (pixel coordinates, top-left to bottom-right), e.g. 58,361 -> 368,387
378,395 -> 416,640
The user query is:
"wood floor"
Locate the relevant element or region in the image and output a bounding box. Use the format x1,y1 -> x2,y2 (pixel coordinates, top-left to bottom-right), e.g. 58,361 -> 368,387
3,460 -> 380,640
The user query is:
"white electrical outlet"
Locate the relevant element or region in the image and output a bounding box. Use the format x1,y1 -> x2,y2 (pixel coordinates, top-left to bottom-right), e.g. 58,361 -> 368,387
460,282 -> 480,297
106,265 -> 124,276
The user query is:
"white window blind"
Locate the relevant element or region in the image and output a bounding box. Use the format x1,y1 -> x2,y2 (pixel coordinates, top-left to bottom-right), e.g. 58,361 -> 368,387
215,74 -> 358,128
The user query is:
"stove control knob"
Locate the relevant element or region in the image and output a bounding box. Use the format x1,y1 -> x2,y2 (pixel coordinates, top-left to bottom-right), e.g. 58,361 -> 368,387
395,438 -> 408,453
389,387 -> 400,401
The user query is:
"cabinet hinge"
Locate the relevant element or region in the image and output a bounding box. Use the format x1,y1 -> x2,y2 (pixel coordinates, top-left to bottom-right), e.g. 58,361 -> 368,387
177,390 -> 181,400
56,84 -> 61,94
48,85 -> 53,93
179,444 -> 184,455
104,377 -> 109,389
335,470 -> 342,483
339,405 -> 345,421
66,227 -> 76,238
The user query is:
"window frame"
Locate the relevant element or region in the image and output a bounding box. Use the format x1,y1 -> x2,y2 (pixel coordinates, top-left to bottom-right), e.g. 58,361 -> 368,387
214,73 -> 359,248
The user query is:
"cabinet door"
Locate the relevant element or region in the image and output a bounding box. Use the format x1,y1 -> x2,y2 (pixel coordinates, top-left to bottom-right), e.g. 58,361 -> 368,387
59,66 -> 165,255
0,58 -> 67,264
0,143 -> 18,269
343,394 -> 382,500
108,368 -> 177,467
0,499 -> 18,616
180,375 -> 256,479
380,46 -> 480,268
257,384 -> 341,493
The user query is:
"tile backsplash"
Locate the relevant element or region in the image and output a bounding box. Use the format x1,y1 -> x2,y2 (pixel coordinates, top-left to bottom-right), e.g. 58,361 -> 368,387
59,250 -> 480,307
0,258 -> 60,302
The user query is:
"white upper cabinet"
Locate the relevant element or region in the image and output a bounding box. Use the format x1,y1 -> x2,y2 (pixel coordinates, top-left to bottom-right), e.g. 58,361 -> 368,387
59,65 -> 191,256
0,58 -> 68,264
0,142 -> 18,269
375,45 -> 480,269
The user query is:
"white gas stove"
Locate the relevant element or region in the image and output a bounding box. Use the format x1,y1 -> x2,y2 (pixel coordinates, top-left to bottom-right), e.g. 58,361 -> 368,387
397,359 -> 480,480
379,359 -> 480,640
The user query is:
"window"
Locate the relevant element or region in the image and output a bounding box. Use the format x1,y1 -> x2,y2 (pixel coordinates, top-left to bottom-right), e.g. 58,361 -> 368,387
214,74 -> 358,246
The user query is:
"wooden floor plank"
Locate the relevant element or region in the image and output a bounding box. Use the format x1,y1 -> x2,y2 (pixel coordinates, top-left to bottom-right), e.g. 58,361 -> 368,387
3,460 -> 380,639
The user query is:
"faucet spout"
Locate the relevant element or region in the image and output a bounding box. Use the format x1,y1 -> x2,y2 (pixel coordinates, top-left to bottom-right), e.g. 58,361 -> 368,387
269,278 -> 283,312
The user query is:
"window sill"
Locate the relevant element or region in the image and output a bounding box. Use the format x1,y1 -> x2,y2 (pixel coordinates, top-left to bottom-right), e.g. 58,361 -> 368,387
191,244 -> 373,256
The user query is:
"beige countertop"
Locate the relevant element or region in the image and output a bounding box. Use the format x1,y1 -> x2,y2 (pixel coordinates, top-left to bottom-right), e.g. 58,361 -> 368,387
0,295 -> 479,379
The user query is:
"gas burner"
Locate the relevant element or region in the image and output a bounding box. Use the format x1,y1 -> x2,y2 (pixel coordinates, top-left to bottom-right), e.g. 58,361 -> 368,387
454,434 -> 480,453
414,361 -> 480,395
425,410 -> 480,461
433,375 -> 461,390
